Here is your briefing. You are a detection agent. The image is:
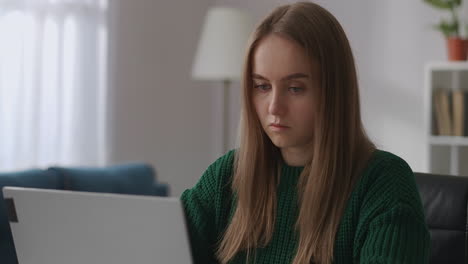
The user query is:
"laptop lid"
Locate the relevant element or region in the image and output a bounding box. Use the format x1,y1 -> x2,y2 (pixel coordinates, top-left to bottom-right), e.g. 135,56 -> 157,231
2,187 -> 193,264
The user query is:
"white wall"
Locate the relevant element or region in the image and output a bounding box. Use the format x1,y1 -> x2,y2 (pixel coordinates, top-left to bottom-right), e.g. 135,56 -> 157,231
108,0 -> 464,196
108,0 -> 219,196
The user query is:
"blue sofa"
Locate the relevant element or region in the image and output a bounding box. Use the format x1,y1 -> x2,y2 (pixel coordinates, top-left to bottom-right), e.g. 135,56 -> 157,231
0,163 -> 169,264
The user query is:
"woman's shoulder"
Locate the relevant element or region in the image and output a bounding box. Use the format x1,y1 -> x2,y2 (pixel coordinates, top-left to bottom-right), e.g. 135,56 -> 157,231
181,149 -> 237,211
356,149 -> 420,206
206,149 -> 236,176
196,149 -> 237,189
364,149 -> 413,179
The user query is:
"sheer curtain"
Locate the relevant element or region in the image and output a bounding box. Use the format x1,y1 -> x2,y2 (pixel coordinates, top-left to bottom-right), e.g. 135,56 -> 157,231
0,0 -> 108,171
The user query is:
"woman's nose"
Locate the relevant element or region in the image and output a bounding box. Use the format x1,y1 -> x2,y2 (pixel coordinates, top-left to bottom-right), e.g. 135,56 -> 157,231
268,90 -> 286,116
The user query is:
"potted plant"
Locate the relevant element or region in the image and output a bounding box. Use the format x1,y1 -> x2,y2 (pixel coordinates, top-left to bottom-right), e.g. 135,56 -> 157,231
424,0 -> 468,60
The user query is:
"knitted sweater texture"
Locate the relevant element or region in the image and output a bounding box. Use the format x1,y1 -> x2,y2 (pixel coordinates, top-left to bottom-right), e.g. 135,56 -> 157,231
181,150 -> 430,263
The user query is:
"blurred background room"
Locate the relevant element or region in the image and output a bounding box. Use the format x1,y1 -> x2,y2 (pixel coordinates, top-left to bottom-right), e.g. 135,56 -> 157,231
1,0 -> 468,196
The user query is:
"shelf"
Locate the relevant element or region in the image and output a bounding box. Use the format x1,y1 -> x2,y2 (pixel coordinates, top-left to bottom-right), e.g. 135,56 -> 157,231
426,61 -> 468,71
424,63 -> 468,175
429,136 -> 468,146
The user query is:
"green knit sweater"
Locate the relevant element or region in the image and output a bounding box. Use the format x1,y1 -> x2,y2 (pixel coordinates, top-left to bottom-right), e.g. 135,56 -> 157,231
181,150 -> 430,263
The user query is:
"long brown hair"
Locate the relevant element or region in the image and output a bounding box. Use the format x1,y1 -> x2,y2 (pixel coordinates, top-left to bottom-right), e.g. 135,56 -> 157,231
217,2 -> 375,263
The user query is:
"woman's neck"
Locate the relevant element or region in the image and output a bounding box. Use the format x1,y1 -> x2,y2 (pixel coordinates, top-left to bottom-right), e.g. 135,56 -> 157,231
280,146 -> 312,167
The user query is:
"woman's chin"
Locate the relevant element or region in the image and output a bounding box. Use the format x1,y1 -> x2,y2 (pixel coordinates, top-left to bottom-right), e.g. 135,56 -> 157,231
269,138 -> 291,149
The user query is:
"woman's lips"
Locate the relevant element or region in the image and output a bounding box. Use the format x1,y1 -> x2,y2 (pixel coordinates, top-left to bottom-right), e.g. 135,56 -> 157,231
269,123 -> 289,131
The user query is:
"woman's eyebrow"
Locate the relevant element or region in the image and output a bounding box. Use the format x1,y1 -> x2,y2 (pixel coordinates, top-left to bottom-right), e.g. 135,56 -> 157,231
252,73 -> 310,81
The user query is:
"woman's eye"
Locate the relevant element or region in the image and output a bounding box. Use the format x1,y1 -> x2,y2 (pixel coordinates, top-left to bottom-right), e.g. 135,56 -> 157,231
254,84 -> 270,91
289,87 -> 303,93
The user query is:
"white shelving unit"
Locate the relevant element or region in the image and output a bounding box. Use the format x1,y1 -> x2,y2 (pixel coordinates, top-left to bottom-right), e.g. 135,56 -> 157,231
424,62 -> 468,176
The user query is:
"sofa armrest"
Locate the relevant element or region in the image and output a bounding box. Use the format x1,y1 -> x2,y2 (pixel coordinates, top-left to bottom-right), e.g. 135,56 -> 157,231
153,182 -> 170,197
0,169 -> 63,264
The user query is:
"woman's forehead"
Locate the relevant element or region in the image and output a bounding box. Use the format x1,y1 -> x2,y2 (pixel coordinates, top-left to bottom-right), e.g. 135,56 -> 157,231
252,34 -> 316,81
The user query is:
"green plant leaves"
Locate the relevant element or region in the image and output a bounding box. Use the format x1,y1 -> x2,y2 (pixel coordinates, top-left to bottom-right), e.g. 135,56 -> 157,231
435,19 -> 459,37
424,0 -> 462,9
424,0 -> 462,37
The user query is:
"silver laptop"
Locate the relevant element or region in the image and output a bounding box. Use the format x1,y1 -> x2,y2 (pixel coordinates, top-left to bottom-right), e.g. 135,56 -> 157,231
2,186 -> 193,264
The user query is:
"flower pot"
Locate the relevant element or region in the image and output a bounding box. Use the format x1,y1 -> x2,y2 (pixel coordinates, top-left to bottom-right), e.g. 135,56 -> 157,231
446,37 -> 468,61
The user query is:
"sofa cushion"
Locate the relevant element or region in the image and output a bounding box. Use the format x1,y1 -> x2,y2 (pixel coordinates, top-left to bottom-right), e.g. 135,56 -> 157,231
48,163 -> 157,195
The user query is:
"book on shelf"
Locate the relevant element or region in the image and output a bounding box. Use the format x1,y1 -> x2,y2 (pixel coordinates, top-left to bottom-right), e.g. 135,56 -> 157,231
453,90 -> 464,136
433,89 -> 468,137
433,89 -> 452,136
433,89 -> 443,135
465,92 -> 468,137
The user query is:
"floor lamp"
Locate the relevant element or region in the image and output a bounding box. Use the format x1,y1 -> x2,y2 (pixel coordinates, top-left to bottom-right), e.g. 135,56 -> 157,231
192,7 -> 253,154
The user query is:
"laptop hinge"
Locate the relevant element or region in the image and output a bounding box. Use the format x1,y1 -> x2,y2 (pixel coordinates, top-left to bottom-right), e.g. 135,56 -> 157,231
4,198 -> 18,223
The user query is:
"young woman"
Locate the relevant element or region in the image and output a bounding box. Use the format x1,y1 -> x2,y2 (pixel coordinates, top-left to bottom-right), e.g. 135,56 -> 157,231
181,2 -> 430,264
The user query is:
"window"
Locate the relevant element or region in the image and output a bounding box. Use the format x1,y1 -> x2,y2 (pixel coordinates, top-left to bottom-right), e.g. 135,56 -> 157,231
0,0 -> 108,170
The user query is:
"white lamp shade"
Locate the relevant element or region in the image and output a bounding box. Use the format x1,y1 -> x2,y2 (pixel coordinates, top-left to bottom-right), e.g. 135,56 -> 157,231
192,7 -> 253,81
